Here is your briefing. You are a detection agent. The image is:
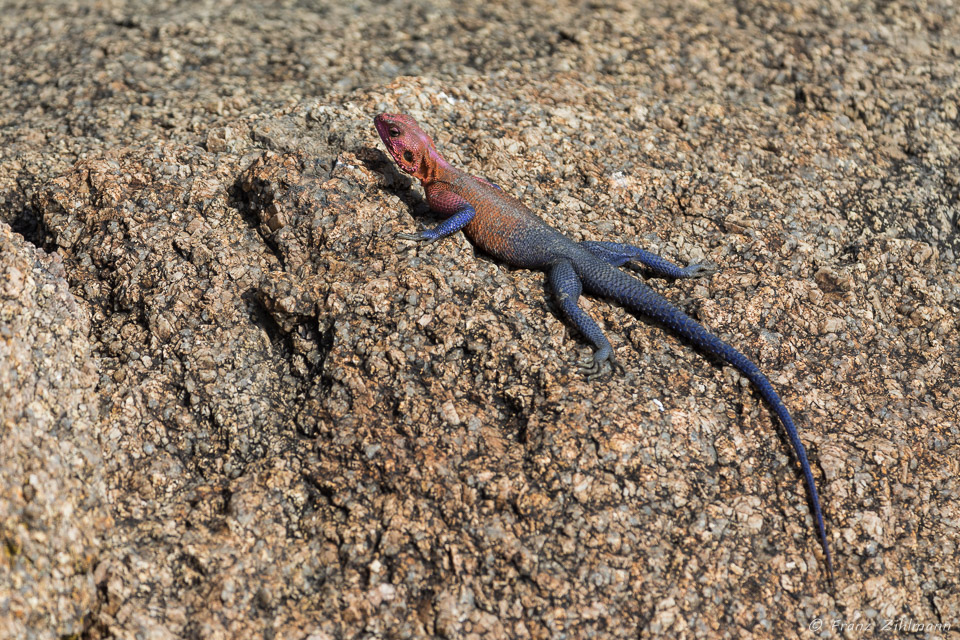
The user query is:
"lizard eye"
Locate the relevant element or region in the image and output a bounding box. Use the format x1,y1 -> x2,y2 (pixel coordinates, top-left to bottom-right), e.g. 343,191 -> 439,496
389,128 -> 401,138
403,150 -> 414,163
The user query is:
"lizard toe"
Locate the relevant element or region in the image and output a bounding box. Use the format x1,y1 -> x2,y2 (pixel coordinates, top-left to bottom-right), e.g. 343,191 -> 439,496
397,230 -> 439,243
581,351 -> 619,381
681,262 -> 717,278
578,356 -> 599,377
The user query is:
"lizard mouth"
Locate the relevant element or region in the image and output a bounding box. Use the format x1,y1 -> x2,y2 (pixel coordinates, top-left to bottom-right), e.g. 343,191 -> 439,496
374,115 -> 391,143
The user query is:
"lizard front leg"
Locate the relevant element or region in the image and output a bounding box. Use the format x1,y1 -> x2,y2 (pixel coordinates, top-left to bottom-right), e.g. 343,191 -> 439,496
397,204 -> 476,243
398,185 -> 476,244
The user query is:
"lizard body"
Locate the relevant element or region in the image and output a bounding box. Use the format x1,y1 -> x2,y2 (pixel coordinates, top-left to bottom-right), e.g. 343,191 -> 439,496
374,113 -> 832,582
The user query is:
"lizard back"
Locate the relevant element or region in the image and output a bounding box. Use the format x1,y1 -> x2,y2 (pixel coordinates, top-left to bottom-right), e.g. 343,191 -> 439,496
436,172 -> 580,269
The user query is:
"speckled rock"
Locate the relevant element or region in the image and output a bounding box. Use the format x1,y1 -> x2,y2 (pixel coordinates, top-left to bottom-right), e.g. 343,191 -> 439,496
2,1 -> 959,639
0,222 -> 107,639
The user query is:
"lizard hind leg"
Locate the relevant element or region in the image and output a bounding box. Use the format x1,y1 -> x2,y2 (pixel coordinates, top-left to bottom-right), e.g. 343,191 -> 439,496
548,260 -> 621,379
580,240 -> 715,279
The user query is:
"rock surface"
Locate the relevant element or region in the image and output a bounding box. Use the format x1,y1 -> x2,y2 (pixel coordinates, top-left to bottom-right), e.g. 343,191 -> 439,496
0,223 -> 107,639
1,1 -> 959,638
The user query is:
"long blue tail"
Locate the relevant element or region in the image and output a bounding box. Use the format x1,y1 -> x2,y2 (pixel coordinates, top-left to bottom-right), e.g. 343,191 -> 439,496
585,260 -> 833,580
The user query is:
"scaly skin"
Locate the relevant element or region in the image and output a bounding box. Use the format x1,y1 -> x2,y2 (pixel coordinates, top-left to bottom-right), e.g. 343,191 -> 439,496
374,113 -> 833,583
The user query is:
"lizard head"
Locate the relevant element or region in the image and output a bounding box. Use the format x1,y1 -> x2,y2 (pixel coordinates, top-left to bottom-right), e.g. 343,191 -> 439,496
374,113 -> 439,181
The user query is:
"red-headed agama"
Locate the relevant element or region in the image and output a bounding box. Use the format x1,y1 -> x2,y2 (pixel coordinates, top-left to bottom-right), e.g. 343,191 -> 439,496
374,112 -> 833,583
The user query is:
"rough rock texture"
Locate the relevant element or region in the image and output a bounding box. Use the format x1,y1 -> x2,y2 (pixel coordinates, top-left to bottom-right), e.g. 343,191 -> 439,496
0,223 -> 107,638
1,1 -> 959,639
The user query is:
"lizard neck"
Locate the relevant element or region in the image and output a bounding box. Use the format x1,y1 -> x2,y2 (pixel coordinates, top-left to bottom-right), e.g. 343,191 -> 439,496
419,148 -> 456,186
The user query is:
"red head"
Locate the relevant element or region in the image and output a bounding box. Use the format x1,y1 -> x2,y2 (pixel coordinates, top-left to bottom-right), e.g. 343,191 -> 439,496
374,113 -> 447,183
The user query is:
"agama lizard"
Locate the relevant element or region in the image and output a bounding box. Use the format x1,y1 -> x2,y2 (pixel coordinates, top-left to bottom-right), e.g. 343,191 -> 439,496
374,112 -> 832,581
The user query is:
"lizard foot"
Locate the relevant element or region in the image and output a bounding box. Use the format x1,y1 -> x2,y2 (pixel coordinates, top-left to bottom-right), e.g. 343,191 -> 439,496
579,353 -> 624,381
397,230 -> 439,244
679,262 -> 717,278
